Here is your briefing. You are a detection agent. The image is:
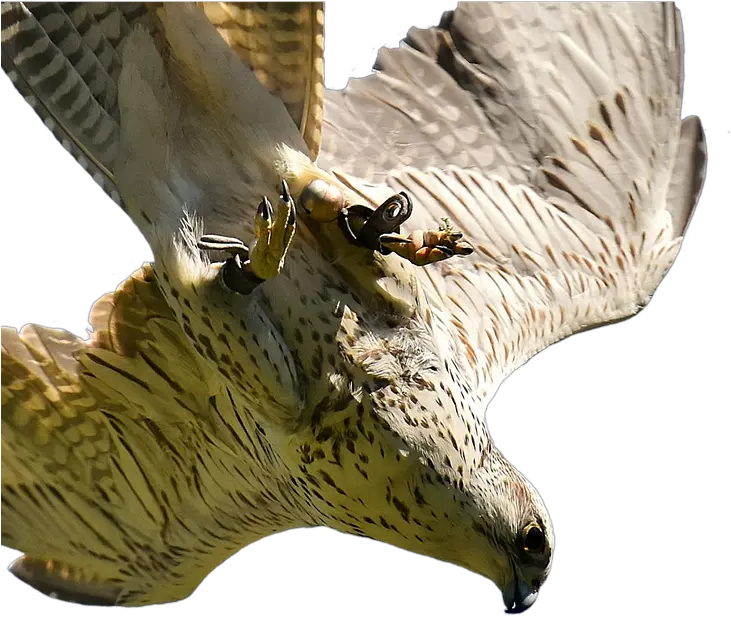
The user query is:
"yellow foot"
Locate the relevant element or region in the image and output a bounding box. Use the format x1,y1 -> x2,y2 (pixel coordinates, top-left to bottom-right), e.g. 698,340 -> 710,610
249,179 -> 297,280
300,182 -> 474,268
380,219 -> 474,266
198,180 -> 296,294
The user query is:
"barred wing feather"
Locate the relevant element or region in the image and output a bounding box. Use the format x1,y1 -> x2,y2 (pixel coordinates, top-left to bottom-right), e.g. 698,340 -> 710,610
318,2 -> 707,404
0,2 -> 324,208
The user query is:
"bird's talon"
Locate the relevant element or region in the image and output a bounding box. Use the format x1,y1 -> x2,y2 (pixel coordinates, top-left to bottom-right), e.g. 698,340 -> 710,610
379,233 -> 411,246
199,181 -> 297,293
280,178 -> 292,203
249,181 -> 296,281
257,196 -> 273,226
197,234 -> 249,256
279,179 -> 297,238
197,235 -> 261,295
379,227 -> 475,267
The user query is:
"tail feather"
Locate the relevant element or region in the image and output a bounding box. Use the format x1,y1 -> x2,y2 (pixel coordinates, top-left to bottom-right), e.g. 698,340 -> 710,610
9,556 -> 120,606
1,266 -> 217,604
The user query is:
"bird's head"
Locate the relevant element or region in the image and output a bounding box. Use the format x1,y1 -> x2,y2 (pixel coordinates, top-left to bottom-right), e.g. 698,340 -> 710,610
463,452 -> 554,613
367,411 -> 553,614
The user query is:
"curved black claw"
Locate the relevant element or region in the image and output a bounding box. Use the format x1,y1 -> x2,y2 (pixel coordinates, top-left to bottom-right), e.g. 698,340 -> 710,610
280,178 -> 292,206
197,233 -> 263,295
279,179 -> 297,243
338,192 -> 413,252
197,234 -> 249,256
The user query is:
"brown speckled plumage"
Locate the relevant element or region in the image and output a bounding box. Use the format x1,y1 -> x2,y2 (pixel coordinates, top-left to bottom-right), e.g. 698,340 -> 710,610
1,2 -> 705,612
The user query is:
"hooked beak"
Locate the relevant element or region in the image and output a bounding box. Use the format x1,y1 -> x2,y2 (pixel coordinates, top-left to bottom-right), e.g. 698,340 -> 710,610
502,575 -> 538,613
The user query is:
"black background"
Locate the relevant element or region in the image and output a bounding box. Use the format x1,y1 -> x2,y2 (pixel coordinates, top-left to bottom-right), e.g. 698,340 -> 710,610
0,2 -> 724,615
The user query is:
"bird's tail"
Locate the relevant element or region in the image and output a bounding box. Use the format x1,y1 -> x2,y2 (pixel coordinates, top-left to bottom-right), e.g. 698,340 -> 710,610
1,321 -> 136,604
1,266 -> 219,605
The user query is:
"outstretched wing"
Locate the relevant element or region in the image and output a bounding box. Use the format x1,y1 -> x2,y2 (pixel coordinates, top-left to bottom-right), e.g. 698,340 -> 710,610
318,2 -> 707,403
1,265 -> 228,604
0,2 -> 324,207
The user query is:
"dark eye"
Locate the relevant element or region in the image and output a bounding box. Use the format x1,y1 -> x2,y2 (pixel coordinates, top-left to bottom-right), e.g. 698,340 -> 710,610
521,523 -> 545,554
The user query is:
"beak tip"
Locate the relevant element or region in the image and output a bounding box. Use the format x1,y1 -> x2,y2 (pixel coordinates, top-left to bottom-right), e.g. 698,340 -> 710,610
502,578 -> 539,613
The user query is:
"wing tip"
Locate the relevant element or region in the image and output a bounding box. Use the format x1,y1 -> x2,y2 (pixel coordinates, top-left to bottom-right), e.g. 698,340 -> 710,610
671,115 -> 707,238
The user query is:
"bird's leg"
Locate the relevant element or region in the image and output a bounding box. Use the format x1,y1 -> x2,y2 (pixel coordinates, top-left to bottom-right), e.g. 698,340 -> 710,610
380,218 -> 474,266
299,176 -> 474,267
339,194 -> 474,267
197,179 -> 296,294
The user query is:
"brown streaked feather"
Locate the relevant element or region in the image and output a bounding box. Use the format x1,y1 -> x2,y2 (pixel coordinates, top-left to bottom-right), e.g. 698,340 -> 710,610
199,2 -> 325,159
0,2 -> 157,205
1,2 -> 325,207
0,265 -> 217,603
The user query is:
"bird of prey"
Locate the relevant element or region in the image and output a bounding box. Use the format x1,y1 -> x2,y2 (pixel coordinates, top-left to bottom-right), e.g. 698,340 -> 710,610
0,2 -> 706,613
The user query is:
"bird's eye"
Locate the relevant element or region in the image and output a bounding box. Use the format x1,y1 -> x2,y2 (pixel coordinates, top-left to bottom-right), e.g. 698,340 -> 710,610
521,523 -> 545,554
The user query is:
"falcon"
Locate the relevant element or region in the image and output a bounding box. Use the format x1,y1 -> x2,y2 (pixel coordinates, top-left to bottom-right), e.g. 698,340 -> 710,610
0,2 -> 706,613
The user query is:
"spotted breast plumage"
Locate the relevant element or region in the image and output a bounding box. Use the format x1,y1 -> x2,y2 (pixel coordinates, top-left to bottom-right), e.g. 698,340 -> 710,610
0,2 -> 706,613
